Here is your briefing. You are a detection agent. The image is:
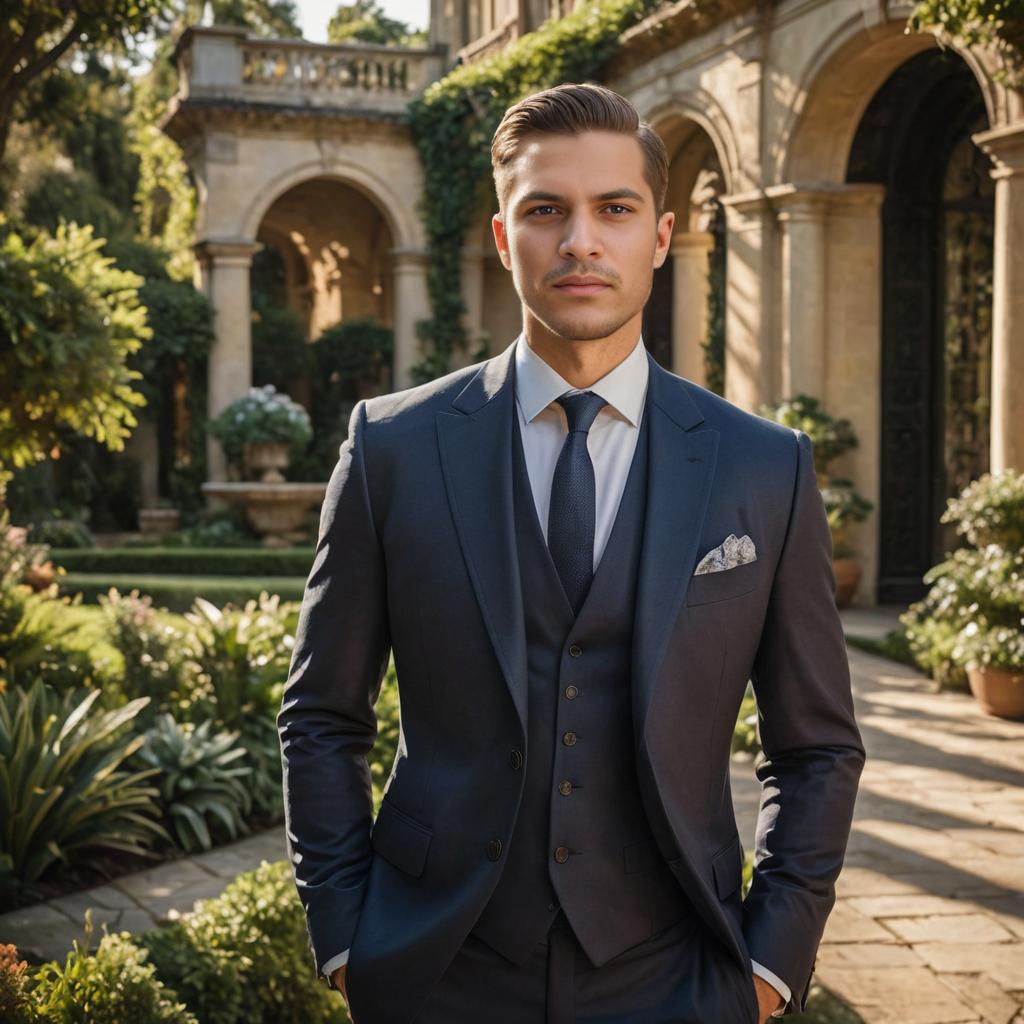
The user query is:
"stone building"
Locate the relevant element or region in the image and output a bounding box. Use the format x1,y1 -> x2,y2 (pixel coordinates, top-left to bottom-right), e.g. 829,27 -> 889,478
162,0 -> 1022,606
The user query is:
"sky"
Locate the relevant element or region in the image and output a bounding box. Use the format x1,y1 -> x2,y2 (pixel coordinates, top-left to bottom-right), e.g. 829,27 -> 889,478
294,0 -> 429,37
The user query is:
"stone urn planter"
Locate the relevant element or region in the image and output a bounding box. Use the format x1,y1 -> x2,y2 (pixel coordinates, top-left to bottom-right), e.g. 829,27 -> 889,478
243,441 -> 292,484
832,557 -> 861,608
966,666 -> 1024,720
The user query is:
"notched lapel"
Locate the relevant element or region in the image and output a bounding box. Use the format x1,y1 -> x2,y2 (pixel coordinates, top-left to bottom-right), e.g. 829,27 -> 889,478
435,343 -> 528,735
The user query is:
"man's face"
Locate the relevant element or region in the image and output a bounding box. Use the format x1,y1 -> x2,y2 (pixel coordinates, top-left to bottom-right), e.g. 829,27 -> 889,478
491,129 -> 674,345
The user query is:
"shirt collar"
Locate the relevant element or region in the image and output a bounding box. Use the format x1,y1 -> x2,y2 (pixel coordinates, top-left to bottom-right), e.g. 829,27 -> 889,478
513,332 -> 649,427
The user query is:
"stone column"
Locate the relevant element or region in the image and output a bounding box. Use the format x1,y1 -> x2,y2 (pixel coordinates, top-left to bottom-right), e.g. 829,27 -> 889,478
195,238 -> 260,483
718,190 -> 775,412
391,247 -> 431,389
670,232 -> 715,386
459,243 -> 487,366
973,122 -> 1024,472
771,185 -> 830,401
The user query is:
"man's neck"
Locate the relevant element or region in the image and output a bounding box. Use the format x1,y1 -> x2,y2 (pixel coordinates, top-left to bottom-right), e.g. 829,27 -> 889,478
523,316 -> 642,389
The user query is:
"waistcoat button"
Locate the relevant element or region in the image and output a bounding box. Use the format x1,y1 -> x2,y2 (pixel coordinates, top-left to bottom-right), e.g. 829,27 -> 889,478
509,749 -> 523,770
562,731 -> 577,746
553,846 -> 569,864
486,839 -> 503,861
558,779 -> 572,796
564,685 -> 578,699
568,644 -> 582,657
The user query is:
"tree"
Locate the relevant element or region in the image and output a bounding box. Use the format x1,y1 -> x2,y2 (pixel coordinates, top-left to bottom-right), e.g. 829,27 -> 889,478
0,215 -> 150,496
0,1 -> 168,164
327,0 -> 427,46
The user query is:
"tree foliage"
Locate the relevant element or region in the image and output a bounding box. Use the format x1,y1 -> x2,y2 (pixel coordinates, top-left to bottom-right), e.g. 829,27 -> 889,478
0,215 -> 151,490
327,0 -> 427,46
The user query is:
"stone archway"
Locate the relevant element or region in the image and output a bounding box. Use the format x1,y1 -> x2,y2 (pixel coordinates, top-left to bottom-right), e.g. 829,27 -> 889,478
645,104 -> 733,387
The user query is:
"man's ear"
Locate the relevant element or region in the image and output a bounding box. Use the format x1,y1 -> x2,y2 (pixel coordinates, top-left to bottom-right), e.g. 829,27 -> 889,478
653,210 -> 675,270
492,212 -> 512,271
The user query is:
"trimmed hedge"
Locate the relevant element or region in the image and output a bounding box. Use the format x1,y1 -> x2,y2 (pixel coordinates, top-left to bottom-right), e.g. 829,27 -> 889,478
49,548 -> 314,577
56,575 -> 307,613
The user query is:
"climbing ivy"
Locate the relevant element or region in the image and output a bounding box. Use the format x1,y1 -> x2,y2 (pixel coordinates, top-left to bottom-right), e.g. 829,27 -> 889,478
405,0 -> 666,383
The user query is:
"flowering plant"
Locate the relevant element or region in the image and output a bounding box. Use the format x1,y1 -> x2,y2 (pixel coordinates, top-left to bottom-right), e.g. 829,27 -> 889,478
207,385 -> 312,467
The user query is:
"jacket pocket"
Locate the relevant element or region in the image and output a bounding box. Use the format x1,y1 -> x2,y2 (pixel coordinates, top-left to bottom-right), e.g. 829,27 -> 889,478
370,797 -> 433,877
686,559 -> 760,607
711,833 -> 744,900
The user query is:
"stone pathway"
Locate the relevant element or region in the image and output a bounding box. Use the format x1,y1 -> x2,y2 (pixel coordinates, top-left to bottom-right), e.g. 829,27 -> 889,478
733,606 -> 1024,1024
4,605 -> 1023,1024
0,829 -> 287,961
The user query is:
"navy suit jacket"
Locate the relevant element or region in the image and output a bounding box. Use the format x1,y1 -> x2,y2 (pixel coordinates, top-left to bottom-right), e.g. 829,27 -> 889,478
278,338 -> 866,1023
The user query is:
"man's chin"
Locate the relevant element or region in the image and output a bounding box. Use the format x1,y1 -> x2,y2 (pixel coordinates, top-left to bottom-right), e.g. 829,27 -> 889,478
528,309 -> 636,343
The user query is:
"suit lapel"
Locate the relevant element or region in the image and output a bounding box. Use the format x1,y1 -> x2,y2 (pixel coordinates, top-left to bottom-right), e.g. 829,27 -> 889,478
631,352 -> 720,745
436,341 -> 528,736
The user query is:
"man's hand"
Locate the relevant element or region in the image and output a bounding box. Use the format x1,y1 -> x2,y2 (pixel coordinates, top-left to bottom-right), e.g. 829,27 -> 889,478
752,973 -> 784,1021
331,964 -> 349,1005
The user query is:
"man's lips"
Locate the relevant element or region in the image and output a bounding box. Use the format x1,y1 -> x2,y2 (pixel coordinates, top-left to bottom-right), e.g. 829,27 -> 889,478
553,278 -> 611,296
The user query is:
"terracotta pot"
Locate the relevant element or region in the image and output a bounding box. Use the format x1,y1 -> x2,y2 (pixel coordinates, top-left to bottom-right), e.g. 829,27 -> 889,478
243,441 -> 291,483
832,557 -> 861,608
967,665 -> 1024,720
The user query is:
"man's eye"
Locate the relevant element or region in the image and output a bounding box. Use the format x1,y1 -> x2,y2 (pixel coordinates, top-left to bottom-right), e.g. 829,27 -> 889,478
605,205 -> 630,214
529,206 -> 558,215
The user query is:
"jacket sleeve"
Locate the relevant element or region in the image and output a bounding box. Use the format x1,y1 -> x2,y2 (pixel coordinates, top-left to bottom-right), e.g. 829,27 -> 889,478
742,428 -> 866,1014
278,399 -> 391,975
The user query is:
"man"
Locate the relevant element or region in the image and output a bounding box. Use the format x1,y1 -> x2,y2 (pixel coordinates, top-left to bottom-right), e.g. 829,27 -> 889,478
279,82 -> 865,1024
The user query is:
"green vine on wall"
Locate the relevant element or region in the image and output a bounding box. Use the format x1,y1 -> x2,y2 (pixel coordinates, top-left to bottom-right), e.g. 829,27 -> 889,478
405,0 -> 666,384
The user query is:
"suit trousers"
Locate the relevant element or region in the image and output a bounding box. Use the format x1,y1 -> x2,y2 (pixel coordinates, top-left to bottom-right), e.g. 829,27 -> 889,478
411,909 -> 761,1024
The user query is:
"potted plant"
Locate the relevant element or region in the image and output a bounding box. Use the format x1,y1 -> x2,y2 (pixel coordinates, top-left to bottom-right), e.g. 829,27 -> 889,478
906,470 -> 1024,718
208,385 -> 313,483
759,394 -> 874,607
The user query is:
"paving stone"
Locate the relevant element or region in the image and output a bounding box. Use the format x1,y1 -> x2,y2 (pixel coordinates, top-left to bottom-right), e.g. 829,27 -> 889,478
0,903 -> 80,961
143,877 -> 234,922
835,868 -> 921,899
884,914 -> 1015,944
49,885 -> 139,920
820,965 -> 979,1022
849,894 -> 992,918
817,941 -> 925,969
822,901 -> 894,943
113,858 -> 222,902
912,944 -> 1024,990
936,971 -> 1022,1024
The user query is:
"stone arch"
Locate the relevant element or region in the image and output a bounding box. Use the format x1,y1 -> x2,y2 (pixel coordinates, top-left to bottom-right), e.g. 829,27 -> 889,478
240,159 -> 421,251
642,91 -> 740,197
781,16 -> 1010,184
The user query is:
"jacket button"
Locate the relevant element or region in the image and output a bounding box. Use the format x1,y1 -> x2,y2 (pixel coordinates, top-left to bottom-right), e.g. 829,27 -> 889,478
564,685 -> 578,699
569,644 -> 582,657
486,839 -> 503,861
553,846 -> 569,863
509,749 -> 523,770
558,779 -> 572,795
562,731 -> 577,746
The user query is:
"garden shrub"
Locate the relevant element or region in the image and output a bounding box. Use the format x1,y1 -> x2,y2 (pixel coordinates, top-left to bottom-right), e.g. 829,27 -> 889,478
141,860 -> 345,1024
0,944 -> 41,1023
133,714 -> 253,853
50,547 -> 313,577
0,681 -> 166,909
32,919 -> 196,1024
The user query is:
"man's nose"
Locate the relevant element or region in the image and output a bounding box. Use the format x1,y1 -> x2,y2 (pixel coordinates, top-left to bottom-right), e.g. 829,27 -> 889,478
558,213 -> 603,261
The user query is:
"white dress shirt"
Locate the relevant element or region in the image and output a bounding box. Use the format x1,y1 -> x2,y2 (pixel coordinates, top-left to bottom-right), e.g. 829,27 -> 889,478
322,332 -> 791,1012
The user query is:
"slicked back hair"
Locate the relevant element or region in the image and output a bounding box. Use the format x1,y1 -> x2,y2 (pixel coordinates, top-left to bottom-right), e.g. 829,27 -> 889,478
491,82 -> 669,220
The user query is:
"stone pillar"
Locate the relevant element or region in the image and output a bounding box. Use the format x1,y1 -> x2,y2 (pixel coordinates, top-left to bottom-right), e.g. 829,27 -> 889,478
195,238 -> 260,483
718,190 -> 775,412
391,247 -> 431,389
670,232 -> 715,386
973,122 -> 1024,472
772,186 -> 829,401
459,243 -> 487,366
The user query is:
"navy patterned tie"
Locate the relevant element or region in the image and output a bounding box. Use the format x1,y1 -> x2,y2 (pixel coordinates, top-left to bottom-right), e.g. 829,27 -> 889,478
547,390 -> 608,614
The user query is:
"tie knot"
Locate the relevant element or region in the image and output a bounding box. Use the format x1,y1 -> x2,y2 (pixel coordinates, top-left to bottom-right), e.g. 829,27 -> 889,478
556,391 -> 607,435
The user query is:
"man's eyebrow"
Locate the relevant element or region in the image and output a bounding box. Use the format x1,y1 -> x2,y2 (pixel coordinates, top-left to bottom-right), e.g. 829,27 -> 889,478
515,188 -> 646,208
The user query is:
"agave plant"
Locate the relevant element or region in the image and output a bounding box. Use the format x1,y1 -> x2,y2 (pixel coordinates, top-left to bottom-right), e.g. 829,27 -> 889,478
0,680 -> 166,906
133,714 -> 253,853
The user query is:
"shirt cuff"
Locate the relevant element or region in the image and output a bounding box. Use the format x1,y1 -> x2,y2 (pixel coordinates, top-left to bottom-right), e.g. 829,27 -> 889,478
751,959 -> 791,1009
321,949 -> 350,979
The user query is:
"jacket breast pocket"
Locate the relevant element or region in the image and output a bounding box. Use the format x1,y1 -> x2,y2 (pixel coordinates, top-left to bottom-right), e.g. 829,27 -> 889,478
686,559 -> 760,607
711,833 -> 744,901
371,797 -> 433,878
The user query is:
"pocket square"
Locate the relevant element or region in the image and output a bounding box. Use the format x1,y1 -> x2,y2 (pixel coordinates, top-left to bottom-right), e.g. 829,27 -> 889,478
694,533 -> 757,575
